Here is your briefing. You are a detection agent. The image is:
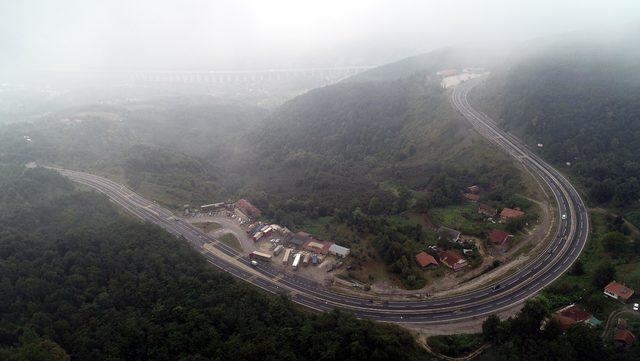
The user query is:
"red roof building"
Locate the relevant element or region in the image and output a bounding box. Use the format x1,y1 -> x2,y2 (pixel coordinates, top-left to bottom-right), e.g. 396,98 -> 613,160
489,229 -> 510,246
467,185 -> 481,194
553,304 -> 592,330
437,250 -> 468,271
614,329 -> 636,350
302,238 -> 333,255
500,207 -> 525,220
478,203 -> 497,217
235,199 -> 262,218
604,281 -> 634,303
464,193 -> 480,202
415,252 -> 438,269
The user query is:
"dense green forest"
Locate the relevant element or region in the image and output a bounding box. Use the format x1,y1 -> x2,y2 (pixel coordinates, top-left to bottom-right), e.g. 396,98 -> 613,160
0,165 -> 430,360
477,29 -> 640,219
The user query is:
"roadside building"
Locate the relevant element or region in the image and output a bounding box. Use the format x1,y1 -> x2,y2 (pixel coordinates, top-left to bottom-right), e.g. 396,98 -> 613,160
329,244 -> 350,258
303,239 -> 333,255
201,202 -> 225,212
467,185 -> 481,194
438,227 -> 461,243
437,250 -> 468,271
604,281 -> 634,303
464,193 -> 480,202
478,203 -> 497,217
500,207 -> 525,220
415,252 -> 438,269
614,329 -> 636,350
437,69 -> 458,77
552,304 -> 593,330
234,199 -> 262,218
489,229 -> 510,246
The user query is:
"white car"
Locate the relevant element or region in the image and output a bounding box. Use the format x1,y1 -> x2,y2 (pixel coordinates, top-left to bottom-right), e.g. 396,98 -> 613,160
250,260 -> 258,267
633,303 -> 639,311
561,214 -> 567,220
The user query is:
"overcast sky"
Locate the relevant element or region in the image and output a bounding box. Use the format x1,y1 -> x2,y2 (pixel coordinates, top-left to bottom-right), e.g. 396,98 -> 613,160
1,0 -> 639,72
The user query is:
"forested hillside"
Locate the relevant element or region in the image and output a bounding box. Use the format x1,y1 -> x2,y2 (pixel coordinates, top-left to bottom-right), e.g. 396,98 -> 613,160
241,74 -> 522,224
476,28 -> 640,217
0,165 -> 430,361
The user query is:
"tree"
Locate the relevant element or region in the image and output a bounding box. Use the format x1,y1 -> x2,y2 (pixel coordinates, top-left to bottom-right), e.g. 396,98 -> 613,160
592,262 -> 616,288
482,314 -> 501,342
570,259 -> 585,276
601,231 -> 627,255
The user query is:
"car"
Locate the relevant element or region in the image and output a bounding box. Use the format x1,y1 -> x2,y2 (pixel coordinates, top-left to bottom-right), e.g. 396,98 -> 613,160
633,303 -> 639,311
493,284 -> 501,290
250,260 -> 258,267
561,214 -> 567,220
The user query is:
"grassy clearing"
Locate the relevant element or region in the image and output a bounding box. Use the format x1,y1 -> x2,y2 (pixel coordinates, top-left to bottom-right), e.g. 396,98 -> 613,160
626,210 -> 640,229
219,233 -> 242,251
192,222 -> 222,233
430,204 -> 494,235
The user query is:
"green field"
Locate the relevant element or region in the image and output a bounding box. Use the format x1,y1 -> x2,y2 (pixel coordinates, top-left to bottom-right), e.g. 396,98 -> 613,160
430,204 -> 489,235
219,233 -> 242,251
192,221 -> 222,233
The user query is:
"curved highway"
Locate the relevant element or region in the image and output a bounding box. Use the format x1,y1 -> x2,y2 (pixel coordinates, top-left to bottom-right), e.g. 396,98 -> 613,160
51,77 -> 589,324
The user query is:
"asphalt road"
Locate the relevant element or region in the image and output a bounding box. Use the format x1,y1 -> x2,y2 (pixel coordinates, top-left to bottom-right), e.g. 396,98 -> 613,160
50,77 -> 589,324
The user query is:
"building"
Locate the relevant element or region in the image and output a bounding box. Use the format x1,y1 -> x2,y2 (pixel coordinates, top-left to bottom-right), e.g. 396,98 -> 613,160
436,69 -> 458,77
329,244 -> 350,258
500,207 -> 525,220
303,239 -> 333,255
552,304 -> 593,330
415,252 -> 438,269
234,199 -> 262,218
437,250 -> 468,271
489,229 -> 510,246
604,281 -> 634,303
614,329 -> 636,350
467,185 -> 481,194
464,193 -> 480,202
438,227 -> 461,243
478,203 -> 497,217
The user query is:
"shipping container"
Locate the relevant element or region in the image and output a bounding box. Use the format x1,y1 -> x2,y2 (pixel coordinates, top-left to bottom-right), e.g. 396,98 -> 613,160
311,254 -> 318,265
252,231 -> 263,241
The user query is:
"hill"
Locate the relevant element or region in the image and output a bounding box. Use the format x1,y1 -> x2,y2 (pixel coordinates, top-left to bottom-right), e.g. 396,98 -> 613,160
475,26 -> 640,218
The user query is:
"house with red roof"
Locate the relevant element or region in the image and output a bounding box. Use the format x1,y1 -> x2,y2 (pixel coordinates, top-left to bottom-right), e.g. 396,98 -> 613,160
437,250 -> 468,271
464,193 -> 480,202
235,199 -> 262,218
489,229 -> 510,246
614,329 -> 636,350
552,304 -> 593,330
500,207 -> 525,220
415,252 -> 438,269
604,281 -> 634,303
478,203 -> 497,217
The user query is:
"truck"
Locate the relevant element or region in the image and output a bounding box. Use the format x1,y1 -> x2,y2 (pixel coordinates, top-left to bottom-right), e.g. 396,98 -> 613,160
292,253 -> 302,270
311,254 -> 318,265
303,253 -> 310,266
273,244 -> 284,256
282,248 -> 292,265
252,231 -> 263,242
249,251 -> 272,262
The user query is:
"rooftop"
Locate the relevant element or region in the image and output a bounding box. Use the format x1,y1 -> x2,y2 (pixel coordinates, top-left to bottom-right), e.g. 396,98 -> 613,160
415,252 -> 438,268
500,207 -> 525,219
604,281 -> 634,300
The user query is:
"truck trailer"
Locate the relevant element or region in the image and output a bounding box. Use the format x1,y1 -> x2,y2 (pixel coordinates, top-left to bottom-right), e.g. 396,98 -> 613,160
282,248 -> 292,265
249,251 -> 272,262
292,253 -> 302,270
273,244 -> 284,256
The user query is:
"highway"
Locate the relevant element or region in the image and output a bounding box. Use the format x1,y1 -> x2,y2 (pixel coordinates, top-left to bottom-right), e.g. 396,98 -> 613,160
51,77 -> 589,324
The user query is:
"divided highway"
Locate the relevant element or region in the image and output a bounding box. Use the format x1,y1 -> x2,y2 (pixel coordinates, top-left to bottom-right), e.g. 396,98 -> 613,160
51,77 -> 589,324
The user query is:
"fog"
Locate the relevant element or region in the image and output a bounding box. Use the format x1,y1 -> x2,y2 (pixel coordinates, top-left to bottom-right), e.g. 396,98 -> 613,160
1,0 -> 639,76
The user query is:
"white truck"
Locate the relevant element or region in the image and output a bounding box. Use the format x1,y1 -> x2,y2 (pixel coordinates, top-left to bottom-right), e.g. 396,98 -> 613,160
282,248 -> 292,265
